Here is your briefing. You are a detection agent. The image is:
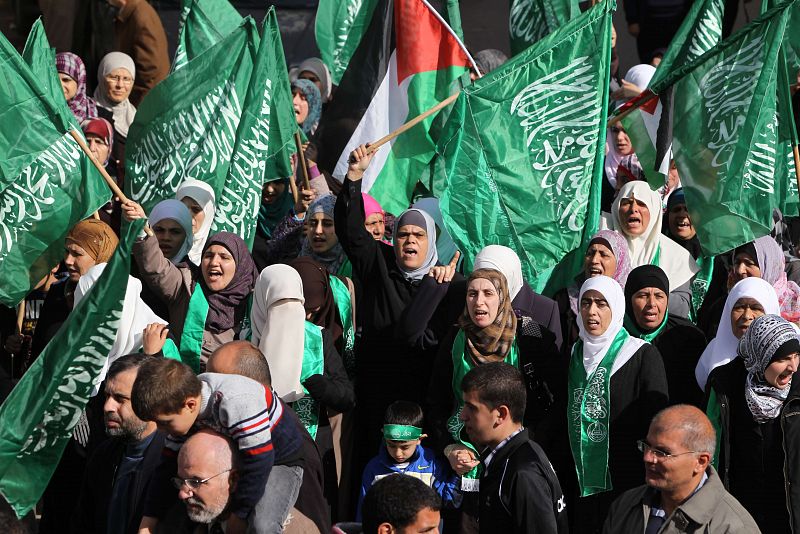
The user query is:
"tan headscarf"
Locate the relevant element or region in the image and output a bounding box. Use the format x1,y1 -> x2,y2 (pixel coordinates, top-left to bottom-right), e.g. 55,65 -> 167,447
458,268 -> 517,364
65,219 -> 119,263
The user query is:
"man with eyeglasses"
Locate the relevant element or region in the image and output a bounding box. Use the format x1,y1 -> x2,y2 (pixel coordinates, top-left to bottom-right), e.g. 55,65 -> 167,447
603,405 -> 759,533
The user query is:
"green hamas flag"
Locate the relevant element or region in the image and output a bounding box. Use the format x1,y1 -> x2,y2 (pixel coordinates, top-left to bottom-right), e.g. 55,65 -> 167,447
315,0 -> 381,85
0,219 -> 144,518
436,0 -> 612,290
212,7 -> 296,247
509,0 -> 578,56
663,0 -> 794,256
126,17 -> 258,214
0,25 -> 109,307
172,0 -> 242,72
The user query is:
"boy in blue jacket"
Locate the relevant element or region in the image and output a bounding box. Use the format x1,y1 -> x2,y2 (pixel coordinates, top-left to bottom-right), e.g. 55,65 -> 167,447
357,401 -> 460,519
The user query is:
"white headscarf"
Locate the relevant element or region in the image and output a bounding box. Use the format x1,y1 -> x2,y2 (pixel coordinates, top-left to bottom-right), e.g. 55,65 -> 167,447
295,57 -> 332,102
74,263 -> 166,394
94,52 -> 137,138
250,265 -> 307,403
393,208 -> 439,281
612,181 -> 698,289
176,180 -> 216,265
474,245 -> 524,300
695,277 -> 780,390
148,199 -> 194,263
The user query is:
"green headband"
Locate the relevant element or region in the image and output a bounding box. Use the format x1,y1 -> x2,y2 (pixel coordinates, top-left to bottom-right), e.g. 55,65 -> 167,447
382,424 -> 422,441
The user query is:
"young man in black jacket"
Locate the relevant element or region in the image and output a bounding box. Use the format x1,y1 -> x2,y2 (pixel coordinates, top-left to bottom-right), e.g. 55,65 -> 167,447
72,354 -> 165,534
460,362 -> 568,534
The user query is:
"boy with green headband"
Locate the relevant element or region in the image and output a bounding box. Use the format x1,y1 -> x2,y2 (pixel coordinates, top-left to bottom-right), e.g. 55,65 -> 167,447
356,401 -> 461,520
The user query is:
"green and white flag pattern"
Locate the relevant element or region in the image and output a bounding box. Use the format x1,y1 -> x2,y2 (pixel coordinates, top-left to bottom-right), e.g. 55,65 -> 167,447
509,0 -> 577,56
172,0 -> 242,72
315,0 -> 380,85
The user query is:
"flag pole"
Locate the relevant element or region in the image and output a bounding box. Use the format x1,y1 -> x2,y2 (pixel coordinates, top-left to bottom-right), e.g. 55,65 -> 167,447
366,92 -> 460,155
294,132 -> 311,190
288,174 -> 299,205
16,301 -> 24,334
68,130 -> 154,236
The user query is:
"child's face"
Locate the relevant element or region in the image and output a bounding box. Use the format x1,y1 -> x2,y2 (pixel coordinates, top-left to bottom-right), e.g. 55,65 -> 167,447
386,439 -> 420,463
152,402 -> 197,436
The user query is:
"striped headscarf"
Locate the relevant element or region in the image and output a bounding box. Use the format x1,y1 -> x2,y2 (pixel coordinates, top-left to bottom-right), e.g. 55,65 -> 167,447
55,52 -> 98,123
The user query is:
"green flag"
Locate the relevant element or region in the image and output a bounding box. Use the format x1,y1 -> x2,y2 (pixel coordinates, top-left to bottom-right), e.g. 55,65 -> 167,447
509,0 -> 578,56
664,1 -> 794,255
172,0 -> 243,72
315,0 -> 381,85
0,219 -> 144,518
126,17 -> 258,214
212,8 -> 296,247
0,26 -> 109,307
436,0 -> 612,290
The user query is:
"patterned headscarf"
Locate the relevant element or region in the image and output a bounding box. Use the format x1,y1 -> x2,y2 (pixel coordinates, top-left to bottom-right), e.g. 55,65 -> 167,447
299,194 -> 348,274
458,269 -> 518,364
737,314 -> 799,422
750,235 -> 800,318
66,219 -> 118,263
55,52 -> 98,123
291,79 -> 321,136
569,230 -> 632,314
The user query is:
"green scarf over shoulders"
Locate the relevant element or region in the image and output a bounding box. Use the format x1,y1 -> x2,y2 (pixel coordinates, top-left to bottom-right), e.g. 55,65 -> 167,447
624,310 -> 669,343
292,321 -> 325,439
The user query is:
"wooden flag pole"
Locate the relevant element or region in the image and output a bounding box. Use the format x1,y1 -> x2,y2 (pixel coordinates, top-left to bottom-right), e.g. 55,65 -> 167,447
294,132 -> 311,190
288,173 -> 300,205
15,301 -> 24,335
69,130 -> 154,237
366,92 -> 460,155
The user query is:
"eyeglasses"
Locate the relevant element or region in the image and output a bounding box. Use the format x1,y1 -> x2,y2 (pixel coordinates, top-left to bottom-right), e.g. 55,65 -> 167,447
171,469 -> 231,490
105,75 -> 133,86
637,440 -> 699,461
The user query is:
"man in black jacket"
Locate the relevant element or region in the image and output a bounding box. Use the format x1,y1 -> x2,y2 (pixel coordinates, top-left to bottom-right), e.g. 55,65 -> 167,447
460,362 -> 568,534
72,354 -> 165,534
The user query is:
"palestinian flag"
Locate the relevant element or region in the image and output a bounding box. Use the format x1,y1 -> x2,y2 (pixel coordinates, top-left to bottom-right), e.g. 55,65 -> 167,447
616,89 -> 671,188
320,0 -> 478,214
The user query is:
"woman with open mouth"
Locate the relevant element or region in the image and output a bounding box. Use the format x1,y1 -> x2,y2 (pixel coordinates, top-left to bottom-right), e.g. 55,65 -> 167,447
695,277 -> 780,391
704,314 -> 800,532
567,275 -> 668,530
425,267 -> 561,531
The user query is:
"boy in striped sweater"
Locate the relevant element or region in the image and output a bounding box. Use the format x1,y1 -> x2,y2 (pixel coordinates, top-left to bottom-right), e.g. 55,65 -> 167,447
131,358 -> 290,534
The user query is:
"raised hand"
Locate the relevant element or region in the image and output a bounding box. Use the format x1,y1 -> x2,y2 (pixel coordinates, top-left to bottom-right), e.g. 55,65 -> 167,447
428,251 -> 461,284
347,144 -> 374,180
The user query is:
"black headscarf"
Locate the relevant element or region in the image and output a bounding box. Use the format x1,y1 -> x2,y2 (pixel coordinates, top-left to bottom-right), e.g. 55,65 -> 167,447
624,265 -> 670,335
289,256 -> 342,342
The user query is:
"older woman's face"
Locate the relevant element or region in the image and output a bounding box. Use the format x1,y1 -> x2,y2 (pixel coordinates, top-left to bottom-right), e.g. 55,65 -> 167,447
293,91 -> 309,125
668,204 -> 695,240
730,297 -> 765,339
59,73 -> 77,101
631,287 -> 668,330
584,243 -> 617,278
731,252 -> 761,285
467,278 -> 500,328
395,224 -> 429,271
765,353 -> 799,389
364,213 -> 385,241
86,133 -> 110,164
580,289 -> 613,336
181,197 -> 205,234
104,67 -> 134,104
618,197 -> 650,237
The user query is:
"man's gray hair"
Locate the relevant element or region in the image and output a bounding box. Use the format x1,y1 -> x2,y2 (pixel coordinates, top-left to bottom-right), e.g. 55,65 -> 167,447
651,404 -> 716,455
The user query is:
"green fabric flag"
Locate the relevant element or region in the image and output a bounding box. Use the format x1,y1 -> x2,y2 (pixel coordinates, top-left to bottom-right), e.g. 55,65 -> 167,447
315,0 -> 381,85
172,0 -> 243,72
664,1 -> 794,256
0,25 -> 109,307
125,17 -> 258,214
435,0 -> 612,290
211,8 -> 296,248
509,0 -> 578,56
0,219 -> 145,518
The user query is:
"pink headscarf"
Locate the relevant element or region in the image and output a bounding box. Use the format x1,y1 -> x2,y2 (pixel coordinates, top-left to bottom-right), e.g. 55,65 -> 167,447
751,235 -> 800,319
362,193 -> 384,218
568,230 -> 632,314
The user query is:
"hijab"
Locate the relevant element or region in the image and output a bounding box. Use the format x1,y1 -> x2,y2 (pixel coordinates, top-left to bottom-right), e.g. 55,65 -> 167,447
473,245 -> 524,300
457,269 -> 517,364
664,188 -> 702,259
299,194 -> 348,274
292,79 -> 322,136
737,314 -> 799,422
296,57 -> 332,102
612,181 -> 698,289
412,197 -> 459,264
250,264 -> 306,402
55,52 -> 97,123
81,118 -> 115,166
176,179 -> 216,265
258,179 -> 293,239
74,263 -> 166,392
624,265 -> 670,337
568,230 -> 632,314
195,232 -> 258,333
576,276 -> 629,375
393,208 -> 439,281
93,52 -> 137,138
695,277 -> 780,390
747,235 -> 800,317
290,257 -> 341,341
148,199 -> 194,263
66,219 -> 119,263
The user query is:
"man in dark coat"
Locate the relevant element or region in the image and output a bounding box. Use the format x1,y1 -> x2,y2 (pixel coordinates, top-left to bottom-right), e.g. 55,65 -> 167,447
72,354 -> 165,534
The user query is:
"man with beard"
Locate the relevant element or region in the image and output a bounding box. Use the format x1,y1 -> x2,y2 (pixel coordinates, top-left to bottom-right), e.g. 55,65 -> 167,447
72,354 -> 164,533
